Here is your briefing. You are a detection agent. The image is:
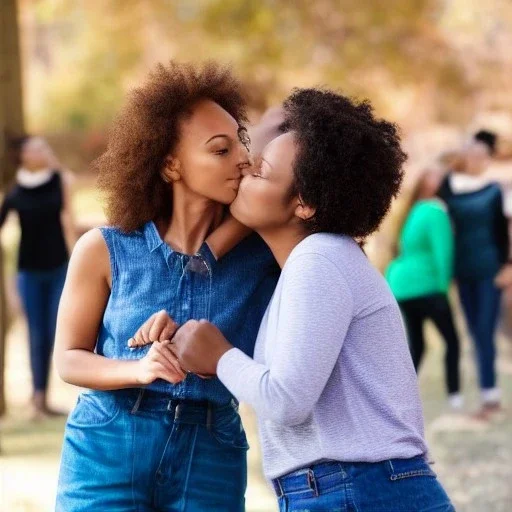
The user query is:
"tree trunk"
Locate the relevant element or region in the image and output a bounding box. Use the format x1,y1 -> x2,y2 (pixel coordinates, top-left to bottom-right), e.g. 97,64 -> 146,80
0,0 -> 25,418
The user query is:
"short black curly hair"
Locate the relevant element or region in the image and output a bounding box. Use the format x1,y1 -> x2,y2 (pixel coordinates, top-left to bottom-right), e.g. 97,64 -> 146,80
282,88 -> 406,240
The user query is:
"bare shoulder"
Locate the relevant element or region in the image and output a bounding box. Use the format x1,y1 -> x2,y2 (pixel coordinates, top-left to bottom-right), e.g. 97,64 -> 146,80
69,228 -> 110,283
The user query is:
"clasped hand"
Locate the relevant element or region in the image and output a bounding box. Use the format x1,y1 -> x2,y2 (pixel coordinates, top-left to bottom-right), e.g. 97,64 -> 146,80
127,310 -> 232,384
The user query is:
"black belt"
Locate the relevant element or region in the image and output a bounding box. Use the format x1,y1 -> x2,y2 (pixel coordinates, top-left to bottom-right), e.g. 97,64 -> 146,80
126,388 -> 227,430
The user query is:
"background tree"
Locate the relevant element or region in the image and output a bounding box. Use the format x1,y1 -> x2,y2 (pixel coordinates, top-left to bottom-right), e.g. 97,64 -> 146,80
1,0 -> 25,418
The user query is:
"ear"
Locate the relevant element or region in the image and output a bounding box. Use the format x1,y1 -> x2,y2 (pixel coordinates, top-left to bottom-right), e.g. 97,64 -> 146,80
161,156 -> 182,183
294,195 -> 315,221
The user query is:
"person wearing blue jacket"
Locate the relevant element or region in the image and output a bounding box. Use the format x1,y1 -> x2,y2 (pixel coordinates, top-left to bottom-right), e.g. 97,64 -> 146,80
438,130 -> 508,418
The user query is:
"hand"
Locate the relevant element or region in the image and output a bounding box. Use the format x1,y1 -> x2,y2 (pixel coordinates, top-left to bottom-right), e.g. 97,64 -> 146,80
170,319 -> 233,376
134,340 -> 186,385
495,264 -> 512,289
128,310 -> 178,348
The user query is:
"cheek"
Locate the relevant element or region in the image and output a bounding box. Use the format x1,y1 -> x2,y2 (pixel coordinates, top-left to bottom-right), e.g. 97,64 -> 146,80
182,155 -> 235,200
232,180 -> 286,227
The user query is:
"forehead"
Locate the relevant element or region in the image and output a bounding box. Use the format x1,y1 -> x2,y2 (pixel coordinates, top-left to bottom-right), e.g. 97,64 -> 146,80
24,138 -> 46,150
180,100 -> 239,140
262,132 -> 297,175
467,141 -> 490,156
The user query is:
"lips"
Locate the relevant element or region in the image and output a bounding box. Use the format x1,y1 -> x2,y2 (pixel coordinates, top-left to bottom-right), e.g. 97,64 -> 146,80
228,177 -> 241,189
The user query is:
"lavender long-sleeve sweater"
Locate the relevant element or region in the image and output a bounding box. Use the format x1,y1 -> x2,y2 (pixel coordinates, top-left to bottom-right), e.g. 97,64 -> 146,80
217,233 -> 428,480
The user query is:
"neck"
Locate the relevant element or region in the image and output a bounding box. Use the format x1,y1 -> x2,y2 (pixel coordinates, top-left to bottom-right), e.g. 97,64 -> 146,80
259,226 -> 311,268
159,185 -> 224,255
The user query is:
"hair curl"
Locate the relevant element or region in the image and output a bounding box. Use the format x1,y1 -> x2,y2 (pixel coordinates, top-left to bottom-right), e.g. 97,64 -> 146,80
96,61 -> 248,232
282,88 -> 406,239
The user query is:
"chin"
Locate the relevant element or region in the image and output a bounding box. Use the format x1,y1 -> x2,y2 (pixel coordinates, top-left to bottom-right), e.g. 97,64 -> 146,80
230,201 -> 253,229
211,191 -> 237,205
229,200 -> 243,221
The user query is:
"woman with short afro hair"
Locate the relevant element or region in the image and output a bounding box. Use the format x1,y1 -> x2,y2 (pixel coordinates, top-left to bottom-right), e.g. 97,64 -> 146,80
54,61 -> 279,511
165,88 -> 455,511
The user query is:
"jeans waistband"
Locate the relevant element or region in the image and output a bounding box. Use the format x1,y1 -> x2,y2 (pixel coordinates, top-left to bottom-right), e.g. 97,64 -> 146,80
103,388 -> 237,428
272,457 -> 431,498
272,461 -> 341,498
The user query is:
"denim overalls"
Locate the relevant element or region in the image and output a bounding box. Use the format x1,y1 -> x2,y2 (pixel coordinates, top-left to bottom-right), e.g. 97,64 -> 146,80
56,221 -> 279,511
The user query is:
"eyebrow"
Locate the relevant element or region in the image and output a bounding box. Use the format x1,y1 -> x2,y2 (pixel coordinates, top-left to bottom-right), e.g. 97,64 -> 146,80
205,134 -> 230,144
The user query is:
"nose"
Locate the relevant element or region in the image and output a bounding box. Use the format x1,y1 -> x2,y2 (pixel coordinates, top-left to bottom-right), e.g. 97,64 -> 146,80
236,140 -> 251,169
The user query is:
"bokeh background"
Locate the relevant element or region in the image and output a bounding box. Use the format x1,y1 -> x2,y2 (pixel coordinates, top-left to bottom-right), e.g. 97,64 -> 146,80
1,1 -> 512,510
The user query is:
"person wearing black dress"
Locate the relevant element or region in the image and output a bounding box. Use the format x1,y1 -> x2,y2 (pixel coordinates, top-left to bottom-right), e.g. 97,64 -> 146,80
0,136 -> 76,419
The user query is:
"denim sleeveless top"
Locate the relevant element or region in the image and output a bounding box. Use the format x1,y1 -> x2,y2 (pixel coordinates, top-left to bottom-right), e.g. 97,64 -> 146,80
97,221 -> 279,404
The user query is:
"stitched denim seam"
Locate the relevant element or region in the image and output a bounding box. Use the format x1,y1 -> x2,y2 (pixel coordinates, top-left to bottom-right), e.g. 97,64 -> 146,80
390,469 -> 436,481
280,488 -> 314,497
281,481 -> 345,498
67,395 -> 121,429
181,425 -> 199,510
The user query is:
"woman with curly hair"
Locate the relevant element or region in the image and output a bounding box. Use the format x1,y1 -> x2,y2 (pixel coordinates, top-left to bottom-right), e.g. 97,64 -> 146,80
161,88 -> 454,511
54,62 -> 278,511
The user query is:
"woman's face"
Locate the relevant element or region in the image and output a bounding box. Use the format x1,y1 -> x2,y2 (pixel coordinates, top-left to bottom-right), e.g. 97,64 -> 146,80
21,137 -> 52,171
169,100 -> 250,204
418,171 -> 443,199
231,132 -> 301,231
465,141 -> 491,176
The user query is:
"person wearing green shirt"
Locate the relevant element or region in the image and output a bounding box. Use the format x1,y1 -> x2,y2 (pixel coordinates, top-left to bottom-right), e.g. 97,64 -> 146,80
386,170 -> 462,409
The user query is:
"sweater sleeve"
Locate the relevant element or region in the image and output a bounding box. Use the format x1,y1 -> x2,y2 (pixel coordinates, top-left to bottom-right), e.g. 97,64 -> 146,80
495,188 -> 510,264
217,252 -> 353,426
427,205 -> 454,292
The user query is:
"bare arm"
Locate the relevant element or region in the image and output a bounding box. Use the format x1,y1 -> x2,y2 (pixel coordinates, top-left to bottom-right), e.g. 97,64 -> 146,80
0,192 -> 13,230
54,228 -> 185,390
205,213 -> 252,260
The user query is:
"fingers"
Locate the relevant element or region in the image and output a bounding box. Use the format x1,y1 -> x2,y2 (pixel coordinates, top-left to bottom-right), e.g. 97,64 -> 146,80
149,310 -> 178,342
167,344 -> 193,375
152,342 -> 186,382
128,313 -> 156,347
156,341 -> 186,379
153,362 -> 185,384
139,313 -> 157,345
128,311 -> 178,348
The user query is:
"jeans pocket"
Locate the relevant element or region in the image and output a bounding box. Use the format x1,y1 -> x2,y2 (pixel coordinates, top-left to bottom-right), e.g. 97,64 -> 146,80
67,390 -> 121,429
210,407 -> 250,450
387,456 -> 437,481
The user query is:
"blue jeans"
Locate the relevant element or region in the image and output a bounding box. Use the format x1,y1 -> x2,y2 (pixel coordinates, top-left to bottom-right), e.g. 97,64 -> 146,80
17,263 -> 67,392
458,277 -> 501,390
273,458 -> 454,512
56,389 -> 248,511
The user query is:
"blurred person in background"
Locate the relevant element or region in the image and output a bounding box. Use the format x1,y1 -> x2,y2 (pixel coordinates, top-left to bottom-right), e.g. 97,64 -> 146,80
386,169 -> 462,410
249,105 -> 285,154
438,130 -> 508,418
0,136 -> 76,419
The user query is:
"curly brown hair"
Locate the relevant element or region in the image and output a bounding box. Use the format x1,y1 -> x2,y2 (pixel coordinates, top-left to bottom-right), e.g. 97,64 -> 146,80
95,61 -> 248,232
